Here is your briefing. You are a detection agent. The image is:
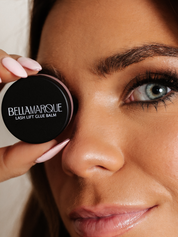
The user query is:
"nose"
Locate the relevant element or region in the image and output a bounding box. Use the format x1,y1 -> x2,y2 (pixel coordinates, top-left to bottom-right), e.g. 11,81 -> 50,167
62,96 -> 125,178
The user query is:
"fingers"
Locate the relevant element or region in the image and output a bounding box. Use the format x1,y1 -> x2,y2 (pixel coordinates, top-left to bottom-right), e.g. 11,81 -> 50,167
0,49 -> 42,85
0,50 -> 49,182
0,139 -> 57,182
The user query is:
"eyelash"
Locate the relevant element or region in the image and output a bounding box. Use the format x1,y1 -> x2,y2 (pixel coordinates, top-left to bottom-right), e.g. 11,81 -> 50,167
123,70 -> 178,111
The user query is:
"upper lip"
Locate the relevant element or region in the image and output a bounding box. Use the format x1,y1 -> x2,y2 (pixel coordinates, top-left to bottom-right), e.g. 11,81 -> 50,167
69,204 -> 154,220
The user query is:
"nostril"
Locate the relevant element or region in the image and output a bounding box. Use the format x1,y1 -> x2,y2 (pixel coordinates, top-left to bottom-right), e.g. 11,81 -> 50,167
97,165 -> 108,170
88,165 -> 111,172
62,142 -> 125,177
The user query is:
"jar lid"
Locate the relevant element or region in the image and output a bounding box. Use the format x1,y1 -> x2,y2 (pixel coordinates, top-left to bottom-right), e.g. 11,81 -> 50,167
1,74 -> 73,144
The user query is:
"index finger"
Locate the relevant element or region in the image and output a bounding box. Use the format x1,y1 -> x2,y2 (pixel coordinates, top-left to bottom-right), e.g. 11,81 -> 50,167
0,50 -> 42,85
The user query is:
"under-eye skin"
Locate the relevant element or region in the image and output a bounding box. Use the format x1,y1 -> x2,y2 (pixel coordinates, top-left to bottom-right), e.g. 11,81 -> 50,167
122,70 -> 178,111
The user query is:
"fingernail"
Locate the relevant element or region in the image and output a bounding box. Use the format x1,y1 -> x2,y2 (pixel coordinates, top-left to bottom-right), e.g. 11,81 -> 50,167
35,139 -> 70,163
17,57 -> 42,71
2,57 -> 27,78
0,77 -> 2,83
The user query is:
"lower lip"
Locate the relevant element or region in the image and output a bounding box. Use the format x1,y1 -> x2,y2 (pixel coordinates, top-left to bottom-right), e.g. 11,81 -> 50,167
73,209 -> 151,237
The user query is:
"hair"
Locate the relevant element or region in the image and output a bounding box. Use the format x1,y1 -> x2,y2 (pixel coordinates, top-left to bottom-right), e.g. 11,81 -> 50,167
19,0 -> 178,236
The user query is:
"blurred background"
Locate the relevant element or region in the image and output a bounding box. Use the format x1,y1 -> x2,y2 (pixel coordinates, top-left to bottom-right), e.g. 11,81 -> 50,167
0,1 -> 32,236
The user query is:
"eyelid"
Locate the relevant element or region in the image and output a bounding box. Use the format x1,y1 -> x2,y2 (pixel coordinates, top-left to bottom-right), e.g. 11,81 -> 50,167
128,83 -> 171,103
122,70 -> 178,102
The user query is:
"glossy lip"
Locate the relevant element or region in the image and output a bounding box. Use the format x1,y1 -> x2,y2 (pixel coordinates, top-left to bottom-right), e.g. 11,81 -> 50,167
70,205 -> 155,237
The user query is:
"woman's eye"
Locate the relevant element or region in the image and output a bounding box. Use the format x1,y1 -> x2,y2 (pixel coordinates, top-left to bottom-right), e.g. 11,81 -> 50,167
126,83 -> 171,103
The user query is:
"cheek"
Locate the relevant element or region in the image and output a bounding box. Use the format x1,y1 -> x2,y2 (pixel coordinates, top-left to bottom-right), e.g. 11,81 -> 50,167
45,154 -> 80,216
128,112 -> 178,194
45,154 -> 66,205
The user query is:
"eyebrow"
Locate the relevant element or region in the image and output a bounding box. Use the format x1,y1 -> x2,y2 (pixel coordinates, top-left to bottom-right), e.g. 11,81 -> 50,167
93,43 -> 178,76
40,43 -> 178,83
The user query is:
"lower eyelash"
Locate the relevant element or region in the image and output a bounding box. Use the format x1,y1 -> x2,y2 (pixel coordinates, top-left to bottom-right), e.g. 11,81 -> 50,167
125,91 -> 176,111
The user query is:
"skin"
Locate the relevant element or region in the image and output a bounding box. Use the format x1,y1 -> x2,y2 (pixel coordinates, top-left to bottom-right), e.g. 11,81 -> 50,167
36,0 -> 178,236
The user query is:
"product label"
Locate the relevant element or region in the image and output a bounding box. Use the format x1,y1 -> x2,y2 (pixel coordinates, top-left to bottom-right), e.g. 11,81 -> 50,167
7,103 -> 62,121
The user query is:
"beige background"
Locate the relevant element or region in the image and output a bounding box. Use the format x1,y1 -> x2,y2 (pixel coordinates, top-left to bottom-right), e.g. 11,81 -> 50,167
0,1 -> 32,237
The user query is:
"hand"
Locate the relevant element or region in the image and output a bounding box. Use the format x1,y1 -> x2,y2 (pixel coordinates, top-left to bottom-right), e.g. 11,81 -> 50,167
0,50 -> 58,182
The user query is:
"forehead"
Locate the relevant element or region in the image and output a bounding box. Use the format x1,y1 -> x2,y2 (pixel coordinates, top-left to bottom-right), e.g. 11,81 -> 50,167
37,0 -> 178,71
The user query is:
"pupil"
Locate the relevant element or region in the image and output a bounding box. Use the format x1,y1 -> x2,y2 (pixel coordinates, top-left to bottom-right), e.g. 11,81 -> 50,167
152,85 -> 162,95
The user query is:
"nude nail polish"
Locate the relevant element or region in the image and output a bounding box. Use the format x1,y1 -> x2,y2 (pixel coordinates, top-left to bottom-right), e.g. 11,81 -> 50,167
17,57 -> 42,71
0,78 -> 2,83
2,57 -> 27,78
35,139 -> 70,163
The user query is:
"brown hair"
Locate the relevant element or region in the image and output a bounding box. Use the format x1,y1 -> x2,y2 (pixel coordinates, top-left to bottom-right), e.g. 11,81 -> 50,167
19,0 -> 178,236
29,0 -> 56,60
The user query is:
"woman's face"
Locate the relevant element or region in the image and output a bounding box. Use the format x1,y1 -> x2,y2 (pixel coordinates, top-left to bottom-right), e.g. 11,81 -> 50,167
37,0 -> 178,236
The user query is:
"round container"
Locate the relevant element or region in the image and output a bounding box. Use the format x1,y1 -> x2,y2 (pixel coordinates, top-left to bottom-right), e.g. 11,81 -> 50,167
1,74 -> 73,144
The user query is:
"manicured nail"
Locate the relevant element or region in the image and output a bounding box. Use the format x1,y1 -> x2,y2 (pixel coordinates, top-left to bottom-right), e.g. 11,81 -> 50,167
35,139 -> 70,163
0,77 -> 2,83
2,57 -> 27,78
17,57 -> 42,71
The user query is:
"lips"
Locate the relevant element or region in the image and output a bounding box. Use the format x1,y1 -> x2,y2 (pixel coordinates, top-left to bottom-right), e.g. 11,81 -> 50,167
70,205 -> 154,237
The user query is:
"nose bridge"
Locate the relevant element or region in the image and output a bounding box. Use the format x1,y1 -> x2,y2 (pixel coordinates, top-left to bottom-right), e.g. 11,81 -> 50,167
76,96 -> 114,141
62,94 -> 125,177
75,89 -> 121,141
